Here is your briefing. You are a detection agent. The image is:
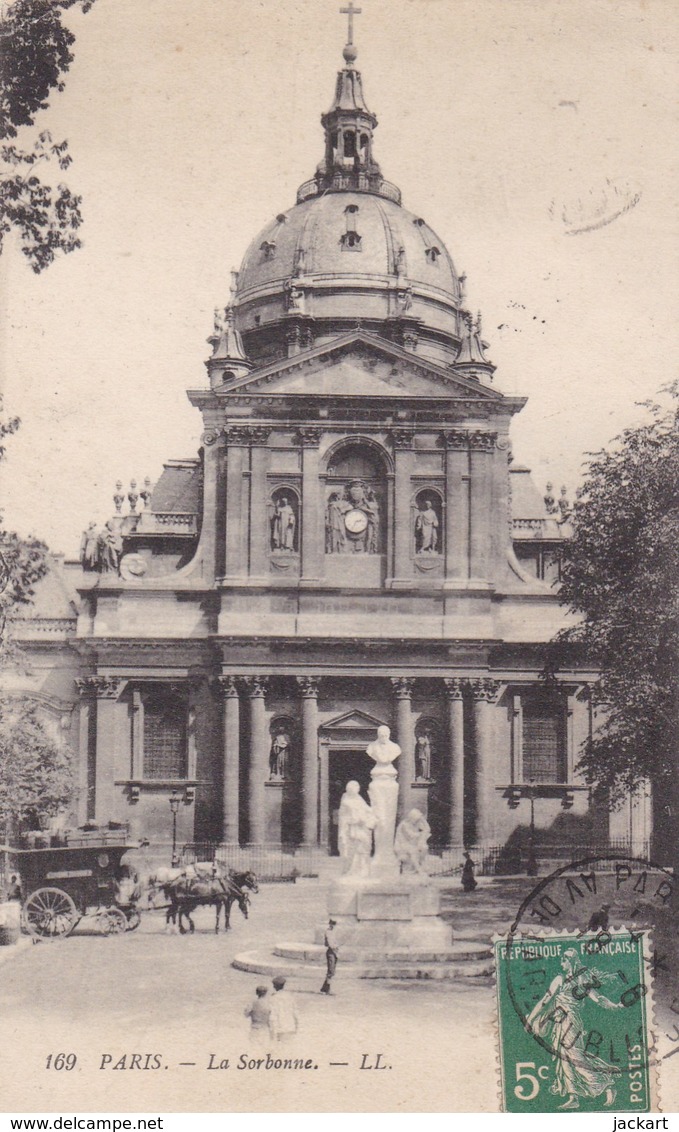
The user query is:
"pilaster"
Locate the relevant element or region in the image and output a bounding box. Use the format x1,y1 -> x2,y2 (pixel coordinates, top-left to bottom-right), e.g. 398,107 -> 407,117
390,429 -> 415,587
442,430 -> 469,584
297,429 -> 322,585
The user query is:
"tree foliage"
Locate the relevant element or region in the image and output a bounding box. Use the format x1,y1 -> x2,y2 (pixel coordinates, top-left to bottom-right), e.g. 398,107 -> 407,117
548,384 -> 679,807
0,0 -> 96,272
0,401 -> 48,651
0,699 -> 73,832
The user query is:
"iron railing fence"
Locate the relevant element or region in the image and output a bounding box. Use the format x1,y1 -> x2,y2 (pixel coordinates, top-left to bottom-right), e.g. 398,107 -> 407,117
181,843 -> 320,880
182,837 -> 652,881
429,838 -> 652,877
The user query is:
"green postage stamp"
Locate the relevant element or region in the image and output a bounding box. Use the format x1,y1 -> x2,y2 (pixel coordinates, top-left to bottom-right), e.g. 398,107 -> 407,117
496,929 -> 655,1113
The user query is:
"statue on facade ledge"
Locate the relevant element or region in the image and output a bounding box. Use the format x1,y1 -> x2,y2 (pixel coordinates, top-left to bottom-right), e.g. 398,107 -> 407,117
79,520 -> 123,574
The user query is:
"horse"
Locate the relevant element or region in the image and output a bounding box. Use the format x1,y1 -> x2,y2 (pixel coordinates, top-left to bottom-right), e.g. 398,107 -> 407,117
166,870 -> 258,935
217,870 -> 259,932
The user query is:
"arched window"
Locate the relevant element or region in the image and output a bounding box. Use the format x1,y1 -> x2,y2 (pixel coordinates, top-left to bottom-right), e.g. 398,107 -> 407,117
325,442 -> 387,555
413,489 -> 443,555
268,487 -> 299,553
425,246 -> 441,265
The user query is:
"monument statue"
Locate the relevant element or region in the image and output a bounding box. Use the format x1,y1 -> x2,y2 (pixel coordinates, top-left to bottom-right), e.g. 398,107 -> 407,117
337,781 -> 377,878
415,499 -> 439,553
394,809 -> 431,876
269,731 -> 291,780
271,496 -> 296,552
415,731 -> 432,780
366,724 -> 400,778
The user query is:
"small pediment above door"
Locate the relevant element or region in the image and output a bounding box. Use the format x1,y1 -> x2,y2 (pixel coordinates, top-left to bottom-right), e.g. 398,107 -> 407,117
320,708 -> 388,733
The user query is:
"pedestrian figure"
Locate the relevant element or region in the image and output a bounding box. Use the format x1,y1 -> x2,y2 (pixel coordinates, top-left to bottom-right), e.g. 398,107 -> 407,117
6,874 -> 22,902
269,976 -> 299,1043
320,918 -> 339,994
461,851 -> 477,893
244,985 -> 271,1046
587,904 -> 610,933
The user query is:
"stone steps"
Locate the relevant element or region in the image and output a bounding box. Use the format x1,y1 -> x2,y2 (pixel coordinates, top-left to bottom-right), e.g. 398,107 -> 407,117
273,940 -> 492,963
232,948 -> 495,981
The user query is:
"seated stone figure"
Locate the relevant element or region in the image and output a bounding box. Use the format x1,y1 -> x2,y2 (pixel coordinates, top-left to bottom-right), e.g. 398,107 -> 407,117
394,808 -> 431,876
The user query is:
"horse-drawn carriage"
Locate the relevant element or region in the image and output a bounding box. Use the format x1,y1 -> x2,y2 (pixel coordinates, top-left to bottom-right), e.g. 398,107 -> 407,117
2,829 -> 142,940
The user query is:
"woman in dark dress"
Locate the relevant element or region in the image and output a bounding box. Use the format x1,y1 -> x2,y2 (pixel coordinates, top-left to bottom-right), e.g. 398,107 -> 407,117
461,851 -> 477,892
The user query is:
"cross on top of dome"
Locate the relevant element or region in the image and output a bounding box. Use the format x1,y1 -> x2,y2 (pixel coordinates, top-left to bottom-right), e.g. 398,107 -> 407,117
340,2 -> 361,61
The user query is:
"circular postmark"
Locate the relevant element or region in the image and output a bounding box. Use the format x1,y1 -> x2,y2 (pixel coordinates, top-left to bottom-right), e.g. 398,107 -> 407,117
499,854 -> 676,1086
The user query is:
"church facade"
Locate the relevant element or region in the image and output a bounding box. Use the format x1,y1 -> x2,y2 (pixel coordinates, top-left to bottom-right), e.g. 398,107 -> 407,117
8,28 -> 651,864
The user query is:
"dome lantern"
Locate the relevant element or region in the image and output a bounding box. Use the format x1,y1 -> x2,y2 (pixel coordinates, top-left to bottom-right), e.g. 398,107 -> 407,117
296,4 -> 401,206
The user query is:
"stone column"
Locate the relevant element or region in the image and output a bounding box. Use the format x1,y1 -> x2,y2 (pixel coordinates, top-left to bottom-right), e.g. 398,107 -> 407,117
243,677 -> 269,845
74,679 -> 95,824
444,678 -> 465,848
391,677 -> 415,820
247,428 -> 272,580
199,427 -> 223,583
90,677 -> 126,824
297,677 -> 320,845
443,430 -> 469,583
391,429 -> 414,586
471,678 -> 500,846
469,431 -> 497,583
297,428 -> 322,585
217,676 -> 240,845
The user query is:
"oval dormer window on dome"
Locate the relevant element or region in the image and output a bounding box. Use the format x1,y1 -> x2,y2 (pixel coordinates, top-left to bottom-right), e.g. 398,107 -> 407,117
260,240 -> 276,261
425,246 -> 441,265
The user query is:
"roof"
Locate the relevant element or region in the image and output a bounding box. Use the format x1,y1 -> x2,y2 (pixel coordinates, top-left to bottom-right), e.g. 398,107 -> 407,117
150,461 -> 202,514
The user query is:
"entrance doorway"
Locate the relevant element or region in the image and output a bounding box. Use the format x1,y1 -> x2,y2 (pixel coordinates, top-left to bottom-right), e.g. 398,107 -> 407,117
328,749 -> 372,855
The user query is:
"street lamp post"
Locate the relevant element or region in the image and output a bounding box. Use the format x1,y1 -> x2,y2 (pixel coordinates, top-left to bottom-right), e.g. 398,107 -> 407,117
526,787 -> 538,877
169,790 -> 181,864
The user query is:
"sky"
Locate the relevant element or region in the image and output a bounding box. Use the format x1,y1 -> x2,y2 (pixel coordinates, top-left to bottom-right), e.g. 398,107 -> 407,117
1,0 -> 677,557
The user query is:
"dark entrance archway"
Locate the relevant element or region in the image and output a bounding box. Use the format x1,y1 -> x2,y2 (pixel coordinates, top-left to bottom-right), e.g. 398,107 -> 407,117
328,749 -> 372,855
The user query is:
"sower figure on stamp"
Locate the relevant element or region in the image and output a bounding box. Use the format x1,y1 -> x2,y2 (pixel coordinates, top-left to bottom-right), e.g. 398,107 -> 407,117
526,948 -> 623,1109
320,918 -> 339,995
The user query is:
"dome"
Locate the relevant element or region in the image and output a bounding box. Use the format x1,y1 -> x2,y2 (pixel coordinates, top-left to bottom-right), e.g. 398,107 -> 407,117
233,193 -> 463,367
228,37 -> 467,370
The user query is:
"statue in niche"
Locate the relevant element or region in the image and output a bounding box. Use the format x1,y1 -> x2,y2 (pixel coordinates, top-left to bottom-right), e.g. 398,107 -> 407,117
415,730 -> 433,780
269,730 -> 291,780
414,498 -> 439,554
271,495 -> 296,552
325,479 -> 380,554
394,809 -> 431,876
338,781 -> 378,877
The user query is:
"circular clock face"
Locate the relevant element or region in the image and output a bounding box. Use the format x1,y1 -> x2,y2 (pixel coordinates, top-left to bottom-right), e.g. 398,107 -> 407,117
344,508 -> 368,534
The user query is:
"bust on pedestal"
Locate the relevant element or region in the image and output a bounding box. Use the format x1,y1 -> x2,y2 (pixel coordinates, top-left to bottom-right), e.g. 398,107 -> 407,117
326,725 -> 451,952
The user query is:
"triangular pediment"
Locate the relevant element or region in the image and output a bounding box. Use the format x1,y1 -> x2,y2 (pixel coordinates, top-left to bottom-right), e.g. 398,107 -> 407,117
320,708 -> 388,732
218,331 -> 507,403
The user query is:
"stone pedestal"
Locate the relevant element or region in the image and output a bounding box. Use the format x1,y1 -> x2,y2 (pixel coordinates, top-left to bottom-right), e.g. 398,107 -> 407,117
325,876 -> 452,949
368,774 -> 399,879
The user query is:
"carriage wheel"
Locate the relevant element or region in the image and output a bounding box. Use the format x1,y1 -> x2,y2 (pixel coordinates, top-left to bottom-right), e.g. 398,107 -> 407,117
99,908 -> 128,935
125,909 -> 141,932
23,887 -> 79,940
